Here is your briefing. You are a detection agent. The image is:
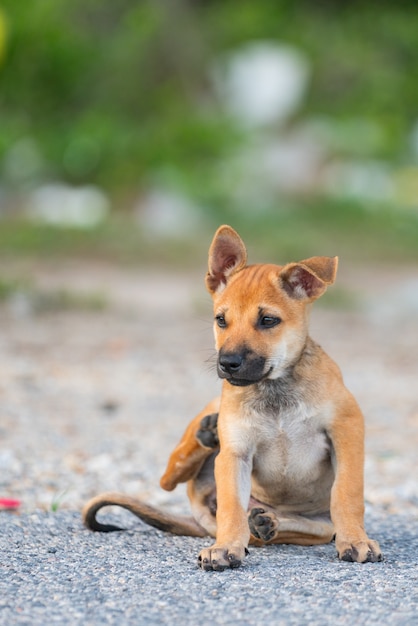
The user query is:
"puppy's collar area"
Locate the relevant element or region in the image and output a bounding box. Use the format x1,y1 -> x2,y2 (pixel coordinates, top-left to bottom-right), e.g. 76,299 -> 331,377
247,375 -> 304,416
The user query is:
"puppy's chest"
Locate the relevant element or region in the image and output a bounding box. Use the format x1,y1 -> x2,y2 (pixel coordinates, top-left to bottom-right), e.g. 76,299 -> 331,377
250,404 -> 331,484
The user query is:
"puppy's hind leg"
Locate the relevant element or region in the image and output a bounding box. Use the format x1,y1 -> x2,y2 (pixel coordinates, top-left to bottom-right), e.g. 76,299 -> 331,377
160,398 -> 220,491
248,507 -> 335,546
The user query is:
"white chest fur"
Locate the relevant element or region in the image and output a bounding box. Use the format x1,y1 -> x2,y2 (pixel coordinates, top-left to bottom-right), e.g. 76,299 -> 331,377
247,402 -> 334,510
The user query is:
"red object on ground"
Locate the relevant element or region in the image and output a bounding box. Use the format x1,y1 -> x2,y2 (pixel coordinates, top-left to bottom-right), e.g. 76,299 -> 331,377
0,498 -> 21,510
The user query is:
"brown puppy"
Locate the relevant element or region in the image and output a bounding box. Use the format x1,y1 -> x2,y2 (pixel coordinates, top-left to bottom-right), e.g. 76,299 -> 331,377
83,225 -> 382,570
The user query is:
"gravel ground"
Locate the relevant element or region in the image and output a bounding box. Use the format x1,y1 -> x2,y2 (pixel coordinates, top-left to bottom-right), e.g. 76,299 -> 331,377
0,509 -> 416,625
0,259 -> 417,624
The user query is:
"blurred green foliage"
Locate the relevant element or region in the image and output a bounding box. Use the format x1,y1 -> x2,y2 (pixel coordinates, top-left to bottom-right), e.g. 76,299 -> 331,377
0,0 -> 238,189
1,0 -> 417,192
0,0 -> 417,267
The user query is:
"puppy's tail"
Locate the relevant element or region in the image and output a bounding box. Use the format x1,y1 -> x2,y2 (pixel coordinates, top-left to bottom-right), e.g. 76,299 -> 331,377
82,492 -> 208,537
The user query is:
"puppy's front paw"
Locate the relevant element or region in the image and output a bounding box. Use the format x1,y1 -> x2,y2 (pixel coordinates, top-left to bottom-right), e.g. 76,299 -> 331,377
198,543 -> 249,571
196,413 -> 219,449
336,537 -> 382,563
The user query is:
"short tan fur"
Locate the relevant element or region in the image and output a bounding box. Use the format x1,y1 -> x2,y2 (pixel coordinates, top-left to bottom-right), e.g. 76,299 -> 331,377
83,225 -> 382,571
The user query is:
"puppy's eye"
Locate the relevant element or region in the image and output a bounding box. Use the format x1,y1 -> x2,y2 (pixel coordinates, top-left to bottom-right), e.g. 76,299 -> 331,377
259,316 -> 281,329
215,315 -> 227,328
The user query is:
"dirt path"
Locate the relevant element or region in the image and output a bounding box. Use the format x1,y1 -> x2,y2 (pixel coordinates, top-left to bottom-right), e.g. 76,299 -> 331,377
0,260 -> 417,517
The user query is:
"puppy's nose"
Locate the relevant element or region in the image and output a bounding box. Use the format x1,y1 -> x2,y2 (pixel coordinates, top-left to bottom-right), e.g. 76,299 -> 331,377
219,353 -> 243,373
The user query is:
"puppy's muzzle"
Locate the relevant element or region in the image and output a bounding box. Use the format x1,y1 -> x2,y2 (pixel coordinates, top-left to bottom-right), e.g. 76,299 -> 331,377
217,349 -> 269,386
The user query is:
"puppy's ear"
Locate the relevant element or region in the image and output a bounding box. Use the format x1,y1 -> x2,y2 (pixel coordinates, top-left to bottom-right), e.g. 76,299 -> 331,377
206,225 -> 247,294
280,256 -> 338,301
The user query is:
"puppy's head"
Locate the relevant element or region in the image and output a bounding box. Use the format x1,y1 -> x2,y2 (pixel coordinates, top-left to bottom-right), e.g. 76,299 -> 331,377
206,225 -> 338,386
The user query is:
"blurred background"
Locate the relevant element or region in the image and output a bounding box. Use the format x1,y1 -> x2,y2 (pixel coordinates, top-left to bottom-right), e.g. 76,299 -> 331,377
0,0 -> 417,514
0,0 -> 417,266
